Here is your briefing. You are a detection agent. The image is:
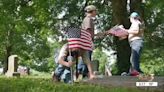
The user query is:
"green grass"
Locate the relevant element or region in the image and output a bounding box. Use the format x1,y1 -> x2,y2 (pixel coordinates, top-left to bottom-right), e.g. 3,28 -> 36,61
0,77 -> 149,92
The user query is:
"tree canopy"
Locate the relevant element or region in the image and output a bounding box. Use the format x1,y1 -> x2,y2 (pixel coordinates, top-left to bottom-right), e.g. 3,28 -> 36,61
0,0 -> 163,75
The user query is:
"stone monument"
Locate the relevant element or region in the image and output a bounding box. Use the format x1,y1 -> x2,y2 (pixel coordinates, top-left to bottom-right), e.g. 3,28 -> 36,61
5,55 -> 20,77
91,60 -> 99,75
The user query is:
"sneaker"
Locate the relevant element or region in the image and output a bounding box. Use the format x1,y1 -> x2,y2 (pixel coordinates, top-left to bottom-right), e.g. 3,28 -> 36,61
52,73 -> 60,82
130,70 -> 140,76
121,72 -> 128,76
76,74 -> 83,82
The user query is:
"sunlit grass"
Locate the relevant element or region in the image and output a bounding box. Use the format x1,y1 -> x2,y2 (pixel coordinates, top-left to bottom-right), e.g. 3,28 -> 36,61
0,76 -> 148,92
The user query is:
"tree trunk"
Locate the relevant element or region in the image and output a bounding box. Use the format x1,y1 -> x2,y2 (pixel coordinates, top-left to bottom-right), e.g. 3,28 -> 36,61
111,0 -> 131,74
3,46 -> 12,73
3,28 -> 13,73
130,0 -> 144,19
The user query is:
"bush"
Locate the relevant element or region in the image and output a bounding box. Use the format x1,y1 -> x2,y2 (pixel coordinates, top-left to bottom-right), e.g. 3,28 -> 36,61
141,48 -> 164,76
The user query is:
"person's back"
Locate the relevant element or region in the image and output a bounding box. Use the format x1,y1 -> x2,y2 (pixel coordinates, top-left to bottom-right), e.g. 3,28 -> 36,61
53,44 -> 75,83
81,16 -> 94,40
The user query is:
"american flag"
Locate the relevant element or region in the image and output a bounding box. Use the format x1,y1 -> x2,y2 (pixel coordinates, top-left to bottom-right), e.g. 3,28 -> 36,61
66,27 -> 92,51
108,25 -> 128,37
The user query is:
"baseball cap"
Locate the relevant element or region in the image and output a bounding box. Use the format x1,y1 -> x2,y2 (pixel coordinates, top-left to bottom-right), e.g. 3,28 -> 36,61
129,12 -> 139,18
85,5 -> 97,12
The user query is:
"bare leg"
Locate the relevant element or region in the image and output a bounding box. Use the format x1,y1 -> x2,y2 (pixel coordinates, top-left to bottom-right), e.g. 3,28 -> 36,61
81,50 -> 96,79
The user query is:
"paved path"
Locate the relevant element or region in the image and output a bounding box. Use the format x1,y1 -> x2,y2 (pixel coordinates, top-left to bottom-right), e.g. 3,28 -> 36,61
83,76 -> 164,92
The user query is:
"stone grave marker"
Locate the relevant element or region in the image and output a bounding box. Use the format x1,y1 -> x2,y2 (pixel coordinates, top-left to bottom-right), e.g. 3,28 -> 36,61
5,55 -> 20,77
91,60 -> 99,75
17,66 -> 30,76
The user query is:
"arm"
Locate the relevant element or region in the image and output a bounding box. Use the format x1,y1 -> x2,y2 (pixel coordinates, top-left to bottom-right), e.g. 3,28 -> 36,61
58,44 -> 75,67
58,56 -> 75,67
94,30 -> 110,39
126,29 -> 139,34
126,23 -> 140,35
86,28 -> 95,41
82,17 -> 94,40
94,31 -> 107,36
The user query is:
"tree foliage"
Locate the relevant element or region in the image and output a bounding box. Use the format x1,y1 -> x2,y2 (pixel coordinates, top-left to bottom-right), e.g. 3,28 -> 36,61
0,0 -> 163,75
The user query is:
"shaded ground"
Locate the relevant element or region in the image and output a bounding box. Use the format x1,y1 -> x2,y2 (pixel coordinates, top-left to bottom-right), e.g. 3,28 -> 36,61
83,76 -> 164,92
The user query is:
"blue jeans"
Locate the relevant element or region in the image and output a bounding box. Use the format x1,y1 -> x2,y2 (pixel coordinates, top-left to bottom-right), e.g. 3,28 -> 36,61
130,39 -> 143,73
55,64 -> 71,83
78,50 -> 92,77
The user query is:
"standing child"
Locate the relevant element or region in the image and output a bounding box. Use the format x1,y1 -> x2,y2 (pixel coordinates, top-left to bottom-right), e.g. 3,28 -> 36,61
80,5 -> 97,79
124,12 -> 145,76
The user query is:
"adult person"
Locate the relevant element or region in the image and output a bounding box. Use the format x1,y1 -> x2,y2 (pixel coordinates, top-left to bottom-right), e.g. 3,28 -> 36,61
52,44 -> 79,83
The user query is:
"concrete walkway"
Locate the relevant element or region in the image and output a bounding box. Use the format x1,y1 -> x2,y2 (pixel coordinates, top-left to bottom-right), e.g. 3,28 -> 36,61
83,76 -> 164,92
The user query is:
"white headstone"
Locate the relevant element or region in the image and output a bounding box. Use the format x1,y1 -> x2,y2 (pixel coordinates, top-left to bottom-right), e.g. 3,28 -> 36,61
5,55 -> 20,77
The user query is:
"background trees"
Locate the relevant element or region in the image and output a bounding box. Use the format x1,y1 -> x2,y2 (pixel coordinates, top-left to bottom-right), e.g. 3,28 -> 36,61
0,0 -> 163,75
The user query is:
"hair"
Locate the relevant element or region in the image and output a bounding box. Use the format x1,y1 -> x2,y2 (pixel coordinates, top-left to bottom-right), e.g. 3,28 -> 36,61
84,5 -> 96,13
133,16 -> 144,23
85,10 -> 95,13
133,16 -> 145,30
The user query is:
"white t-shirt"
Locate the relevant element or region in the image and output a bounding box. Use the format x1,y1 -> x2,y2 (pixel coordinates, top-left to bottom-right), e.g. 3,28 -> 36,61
57,44 -> 68,63
128,20 -> 144,42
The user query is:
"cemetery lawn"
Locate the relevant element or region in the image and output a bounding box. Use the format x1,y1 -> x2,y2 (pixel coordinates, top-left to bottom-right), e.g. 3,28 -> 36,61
0,77 -> 146,92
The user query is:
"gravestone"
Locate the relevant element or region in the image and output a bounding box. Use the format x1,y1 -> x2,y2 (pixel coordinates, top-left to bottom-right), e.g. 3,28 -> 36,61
91,60 -> 99,75
17,66 -> 30,76
105,64 -> 112,76
5,55 -> 20,77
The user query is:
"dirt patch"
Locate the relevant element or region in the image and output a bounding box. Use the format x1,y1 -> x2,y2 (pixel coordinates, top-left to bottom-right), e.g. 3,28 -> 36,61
83,76 -> 164,92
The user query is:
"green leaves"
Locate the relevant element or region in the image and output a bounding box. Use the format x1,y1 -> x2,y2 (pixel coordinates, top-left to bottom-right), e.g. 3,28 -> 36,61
0,0 -> 55,72
0,0 -> 163,74
93,48 -> 108,73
